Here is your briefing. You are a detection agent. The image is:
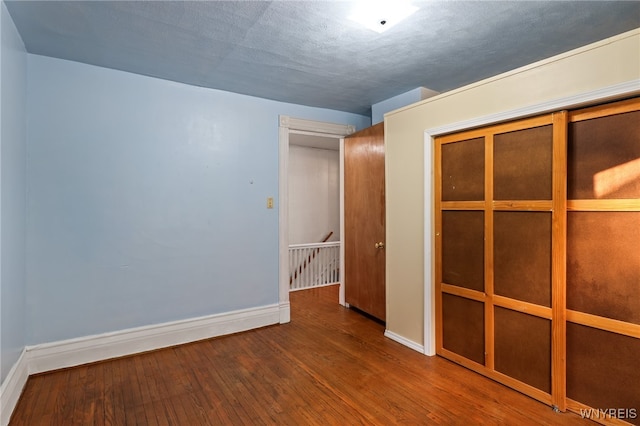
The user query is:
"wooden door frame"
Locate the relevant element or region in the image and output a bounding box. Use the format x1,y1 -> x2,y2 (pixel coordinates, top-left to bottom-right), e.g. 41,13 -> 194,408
422,80 -> 639,356
278,116 -> 355,323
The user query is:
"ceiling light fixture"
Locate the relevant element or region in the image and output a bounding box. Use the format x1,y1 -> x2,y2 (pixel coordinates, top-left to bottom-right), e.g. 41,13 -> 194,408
349,1 -> 419,34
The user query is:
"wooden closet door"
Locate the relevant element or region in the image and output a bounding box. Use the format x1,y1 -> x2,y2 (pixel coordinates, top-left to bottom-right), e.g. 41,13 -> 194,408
435,113 -> 567,409
435,97 -> 639,422
565,98 -> 640,423
344,123 -> 385,321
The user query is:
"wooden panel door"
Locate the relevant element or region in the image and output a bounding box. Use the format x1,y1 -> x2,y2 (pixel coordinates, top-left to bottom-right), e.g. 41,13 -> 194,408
435,112 -> 567,409
565,98 -> 640,421
344,123 -> 385,321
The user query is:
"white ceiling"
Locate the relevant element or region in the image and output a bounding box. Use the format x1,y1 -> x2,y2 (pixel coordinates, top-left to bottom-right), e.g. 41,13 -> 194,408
290,132 -> 340,151
5,1 -> 640,116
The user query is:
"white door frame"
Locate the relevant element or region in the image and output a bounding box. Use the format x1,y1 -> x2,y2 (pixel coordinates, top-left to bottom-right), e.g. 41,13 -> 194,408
278,116 -> 356,323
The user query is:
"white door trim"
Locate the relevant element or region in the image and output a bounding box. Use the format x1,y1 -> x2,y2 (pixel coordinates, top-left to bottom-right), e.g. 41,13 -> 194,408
423,79 -> 640,356
338,136 -> 346,306
279,116 -> 355,321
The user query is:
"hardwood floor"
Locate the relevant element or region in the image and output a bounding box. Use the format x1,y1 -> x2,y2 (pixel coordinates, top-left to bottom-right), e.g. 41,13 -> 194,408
10,285 -> 589,425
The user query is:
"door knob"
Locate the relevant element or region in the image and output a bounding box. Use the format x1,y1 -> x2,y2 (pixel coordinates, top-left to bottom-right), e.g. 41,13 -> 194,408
375,242 -> 385,249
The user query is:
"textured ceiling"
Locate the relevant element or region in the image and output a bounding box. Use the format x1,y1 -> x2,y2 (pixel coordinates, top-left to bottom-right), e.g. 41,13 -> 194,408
5,1 -> 640,116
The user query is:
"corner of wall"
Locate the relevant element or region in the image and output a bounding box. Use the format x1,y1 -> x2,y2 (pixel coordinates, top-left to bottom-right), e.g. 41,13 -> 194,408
372,87 -> 440,125
0,0 -> 28,390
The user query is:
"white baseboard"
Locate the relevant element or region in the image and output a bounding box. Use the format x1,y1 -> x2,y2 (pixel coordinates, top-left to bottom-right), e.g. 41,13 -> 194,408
0,349 -> 29,426
384,330 -> 426,354
27,303 -> 281,375
279,302 -> 291,324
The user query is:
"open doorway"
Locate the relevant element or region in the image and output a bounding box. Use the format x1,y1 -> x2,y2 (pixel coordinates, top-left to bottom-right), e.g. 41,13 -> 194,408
288,133 -> 340,248
278,116 -> 355,323
288,134 -> 341,295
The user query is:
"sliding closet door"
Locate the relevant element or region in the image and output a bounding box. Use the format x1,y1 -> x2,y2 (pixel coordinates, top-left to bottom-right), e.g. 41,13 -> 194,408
435,113 -> 567,408
565,98 -> 640,423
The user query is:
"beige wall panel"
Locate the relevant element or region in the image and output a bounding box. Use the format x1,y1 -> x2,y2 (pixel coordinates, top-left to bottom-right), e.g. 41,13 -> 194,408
384,29 -> 640,346
385,105 -> 426,343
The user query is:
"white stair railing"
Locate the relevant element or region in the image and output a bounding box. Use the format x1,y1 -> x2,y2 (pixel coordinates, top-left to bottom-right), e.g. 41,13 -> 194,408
289,241 -> 340,291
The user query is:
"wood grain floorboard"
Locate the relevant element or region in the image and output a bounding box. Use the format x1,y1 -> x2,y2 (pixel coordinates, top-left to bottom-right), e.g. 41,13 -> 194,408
9,284 -> 589,425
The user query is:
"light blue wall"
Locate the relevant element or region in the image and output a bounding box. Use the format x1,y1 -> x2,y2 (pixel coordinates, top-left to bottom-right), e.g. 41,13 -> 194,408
371,87 -> 439,125
0,2 -> 27,383
26,54 -> 369,345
